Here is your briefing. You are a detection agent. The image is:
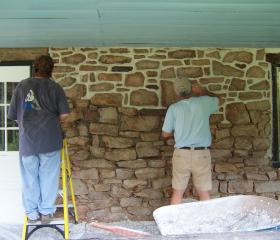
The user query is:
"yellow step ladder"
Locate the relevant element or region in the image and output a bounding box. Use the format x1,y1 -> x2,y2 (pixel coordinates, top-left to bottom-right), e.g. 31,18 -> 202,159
22,139 -> 78,240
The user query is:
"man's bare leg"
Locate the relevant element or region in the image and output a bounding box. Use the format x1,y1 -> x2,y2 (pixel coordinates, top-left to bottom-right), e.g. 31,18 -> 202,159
197,190 -> 210,201
170,188 -> 185,205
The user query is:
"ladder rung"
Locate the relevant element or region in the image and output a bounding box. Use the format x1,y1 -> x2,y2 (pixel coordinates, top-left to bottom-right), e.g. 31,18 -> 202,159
26,219 -> 64,226
56,204 -> 73,208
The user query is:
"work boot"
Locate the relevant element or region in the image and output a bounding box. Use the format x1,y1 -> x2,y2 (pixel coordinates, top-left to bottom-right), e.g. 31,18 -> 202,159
41,214 -> 54,224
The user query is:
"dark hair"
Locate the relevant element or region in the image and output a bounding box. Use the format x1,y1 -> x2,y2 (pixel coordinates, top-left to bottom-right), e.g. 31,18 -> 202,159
33,55 -> 54,78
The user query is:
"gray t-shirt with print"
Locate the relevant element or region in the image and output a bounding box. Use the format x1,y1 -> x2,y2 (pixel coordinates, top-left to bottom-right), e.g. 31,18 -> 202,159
8,77 -> 69,156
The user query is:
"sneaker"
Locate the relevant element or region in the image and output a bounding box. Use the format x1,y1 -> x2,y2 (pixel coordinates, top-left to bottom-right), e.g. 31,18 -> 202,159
41,214 -> 54,224
27,212 -> 40,223
28,217 -> 40,224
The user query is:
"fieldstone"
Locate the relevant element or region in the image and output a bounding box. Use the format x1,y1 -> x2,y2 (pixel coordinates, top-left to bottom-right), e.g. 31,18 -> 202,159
88,191 -> 111,201
53,65 -> 76,73
231,125 -> 258,137
62,53 -> 86,64
74,159 -> 115,169
105,149 -> 137,161
160,68 -> 175,78
98,107 -> 118,124
88,199 -> 114,210
239,92 -> 262,101
73,168 -> 99,180
134,189 -> 163,199
99,55 -> 131,64
72,179 -> 88,195
252,137 -> 270,150
191,59 -> 210,65
88,52 -> 98,59
127,207 -> 153,216
111,185 -> 131,198
249,80 -> 269,90
213,61 -> 244,77
58,76 -> 76,87
118,107 -> 138,116
223,51 -> 253,64
135,168 -> 165,179
65,84 -> 86,98
267,171 -> 277,180
213,137 -> 234,149
206,51 -> 220,59
130,89 -> 159,106
152,177 -> 171,189
226,102 -> 250,125
234,137 -> 252,150
245,173 -> 268,181
256,49 -> 265,60
100,169 -> 115,178
67,136 -> 89,146
134,49 -> 149,53
123,179 -> 148,189
161,80 -> 177,107
162,60 -> 183,66
94,184 -> 110,192
70,150 -> 90,161
125,72 -> 144,87
116,169 -> 134,179
210,114 -> 224,124
120,197 -> 142,207
199,77 -> 224,84
89,83 -> 114,92
246,100 -> 270,111
80,65 -> 107,71
91,93 -> 123,107
120,115 -> 160,132
229,78 -> 246,91
255,181 -> 280,193
102,136 -> 135,148
65,110 -> 83,123
90,147 -> 105,158
136,142 -> 160,158
77,122 -> 88,136
117,159 -> 147,169
215,129 -> 230,140
112,66 -> 133,72
136,60 -> 160,69
98,73 -> 122,81
246,66 -> 266,78
215,163 -> 238,173
211,149 -> 232,161
177,67 -> 203,78
168,50 -> 196,59
89,123 -> 118,136
228,180 -> 253,193
74,99 -> 89,109
110,48 -> 130,53
148,159 -> 165,168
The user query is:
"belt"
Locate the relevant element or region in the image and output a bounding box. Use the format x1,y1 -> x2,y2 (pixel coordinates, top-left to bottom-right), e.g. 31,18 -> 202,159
179,147 -> 210,150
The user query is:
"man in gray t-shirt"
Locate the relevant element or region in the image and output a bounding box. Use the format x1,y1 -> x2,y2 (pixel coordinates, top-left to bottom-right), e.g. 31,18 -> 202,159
8,55 -> 69,223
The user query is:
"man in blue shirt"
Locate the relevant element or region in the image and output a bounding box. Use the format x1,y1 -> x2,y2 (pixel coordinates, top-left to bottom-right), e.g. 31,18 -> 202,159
162,77 -> 220,204
8,55 -> 69,223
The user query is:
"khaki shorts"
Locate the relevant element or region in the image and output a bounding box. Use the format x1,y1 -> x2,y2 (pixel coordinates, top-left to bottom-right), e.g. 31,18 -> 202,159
172,148 -> 212,191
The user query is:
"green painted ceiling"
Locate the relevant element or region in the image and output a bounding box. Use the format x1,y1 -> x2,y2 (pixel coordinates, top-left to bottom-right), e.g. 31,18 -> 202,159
0,0 -> 279,47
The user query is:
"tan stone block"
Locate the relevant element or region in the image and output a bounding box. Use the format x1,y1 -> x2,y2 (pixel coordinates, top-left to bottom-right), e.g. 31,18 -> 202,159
152,177 -> 171,189
191,59 -> 210,65
228,180 -> 253,193
245,173 -> 268,181
100,169 -> 115,178
134,189 -> 163,199
116,169 -> 134,179
70,150 -> 90,161
249,80 -> 269,90
177,67 -> 203,78
109,48 -> 130,53
160,67 -> 175,78
215,163 -> 238,173
89,123 -> 118,136
231,125 -> 258,137
211,149 -> 232,161
223,51 -> 253,64
125,72 -> 144,87
65,84 -> 86,99
234,137 -> 252,150
94,184 -> 110,192
123,179 -> 148,189
99,55 -> 131,64
136,142 -> 160,158
255,181 -> 280,193
73,168 -> 98,180
213,61 -> 244,77
246,100 -> 270,111
54,65 -> 76,73
127,207 -> 153,216
168,50 -> 196,59
162,60 -> 183,66
98,107 -> 118,124
135,168 -> 165,179
140,132 -> 160,141
206,51 -> 221,59
120,197 -> 142,207
74,159 -> 115,169
89,83 -> 114,92
239,92 -> 263,101
130,89 -> 159,106
136,60 -> 160,69
229,78 -> 245,91
62,53 -> 86,64
90,147 -> 105,158
72,179 -> 88,195
79,65 -> 108,71
102,136 -> 134,149
120,115 -> 160,132
67,136 -> 89,146
215,129 -> 230,140
246,66 -> 266,78
226,102 -> 250,125
117,159 -> 147,169
105,149 -> 137,161
161,80 -> 177,107
98,73 -> 122,81
91,93 -> 123,107
58,76 -> 76,87
148,160 -> 166,168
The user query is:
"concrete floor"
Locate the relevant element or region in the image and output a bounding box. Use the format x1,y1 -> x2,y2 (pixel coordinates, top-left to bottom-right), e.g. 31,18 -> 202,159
2,221 -> 280,240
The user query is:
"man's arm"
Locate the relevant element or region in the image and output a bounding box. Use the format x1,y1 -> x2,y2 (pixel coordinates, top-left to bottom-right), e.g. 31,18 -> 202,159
162,131 -> 173,139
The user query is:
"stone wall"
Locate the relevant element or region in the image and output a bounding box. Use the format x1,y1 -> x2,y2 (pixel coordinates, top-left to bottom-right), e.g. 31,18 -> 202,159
48,47 -> 279,222
1,47 -> 278,222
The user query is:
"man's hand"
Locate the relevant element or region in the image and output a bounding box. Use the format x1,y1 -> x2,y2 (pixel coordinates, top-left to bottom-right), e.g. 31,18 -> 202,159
59,113 -> 69,122
162,131 -> 173,139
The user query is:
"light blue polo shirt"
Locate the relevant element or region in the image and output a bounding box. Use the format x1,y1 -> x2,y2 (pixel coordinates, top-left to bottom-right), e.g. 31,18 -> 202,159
162,96 -> 218,148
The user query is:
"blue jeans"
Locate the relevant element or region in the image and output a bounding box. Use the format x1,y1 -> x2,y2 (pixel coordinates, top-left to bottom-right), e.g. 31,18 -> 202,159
20,150 -> 61,220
